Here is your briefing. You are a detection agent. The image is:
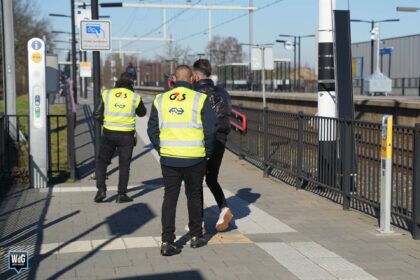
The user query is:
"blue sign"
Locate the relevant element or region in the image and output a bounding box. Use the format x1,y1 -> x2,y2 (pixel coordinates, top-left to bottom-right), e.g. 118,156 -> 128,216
380,47 -> 393,55
86,24 -> 102,37
31,40 -> 42,50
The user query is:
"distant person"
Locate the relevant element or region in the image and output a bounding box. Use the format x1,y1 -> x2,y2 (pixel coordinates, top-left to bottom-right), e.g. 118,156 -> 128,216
93,73 -> 147,203
147,65 -> 216,256
126,62 -> 137,80
192,59 -> 233,232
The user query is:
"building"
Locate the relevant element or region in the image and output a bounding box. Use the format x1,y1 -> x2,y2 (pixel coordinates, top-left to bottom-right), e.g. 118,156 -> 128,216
351,34 -> 420,95
352,33 -> 420,79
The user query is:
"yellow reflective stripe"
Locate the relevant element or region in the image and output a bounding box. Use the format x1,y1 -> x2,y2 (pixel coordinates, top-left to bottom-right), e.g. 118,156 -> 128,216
160,140 -> 204,147
161,122 -> 203,129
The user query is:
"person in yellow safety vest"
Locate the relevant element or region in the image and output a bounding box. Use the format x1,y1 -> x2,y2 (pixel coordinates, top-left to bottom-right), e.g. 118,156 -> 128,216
93,72 -> 147,203
147,65 -> 216,256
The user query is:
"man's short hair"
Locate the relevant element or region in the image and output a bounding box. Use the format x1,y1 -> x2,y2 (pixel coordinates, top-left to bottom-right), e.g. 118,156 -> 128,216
175,65 -> 193,81
193,59 -> 211,77
115,73 -> 134,90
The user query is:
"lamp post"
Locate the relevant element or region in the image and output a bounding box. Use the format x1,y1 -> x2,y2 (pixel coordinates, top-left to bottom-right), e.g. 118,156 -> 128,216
278,34 -> 315,91
350,18 -> 399,75
396,7 -> 420,12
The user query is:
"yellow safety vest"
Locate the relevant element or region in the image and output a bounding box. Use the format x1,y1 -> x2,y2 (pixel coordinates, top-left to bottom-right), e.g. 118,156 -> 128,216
102,88 -> 141,132
155,87 -> 207,158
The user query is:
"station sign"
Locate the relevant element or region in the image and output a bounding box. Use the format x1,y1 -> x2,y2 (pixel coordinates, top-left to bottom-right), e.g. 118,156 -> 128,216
251,47 -> 274,71
80,20 -> 111,51
380,47 -> 393,56
80,61 -> 92,77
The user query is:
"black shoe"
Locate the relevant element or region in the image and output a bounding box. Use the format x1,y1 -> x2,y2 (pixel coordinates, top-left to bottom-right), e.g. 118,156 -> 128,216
94,190 -> 106,203
160,242 -> 181,256
190,236 -> 207,248
115,194 -> 133,203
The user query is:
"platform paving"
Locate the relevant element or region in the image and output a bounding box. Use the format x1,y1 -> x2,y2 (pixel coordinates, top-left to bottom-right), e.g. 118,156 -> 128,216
1,95 -> 420,279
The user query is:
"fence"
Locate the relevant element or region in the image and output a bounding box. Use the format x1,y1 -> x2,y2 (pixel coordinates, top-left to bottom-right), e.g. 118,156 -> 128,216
227,105 -> 418,236
353,77 -> 420,96
0,90 -> 76,185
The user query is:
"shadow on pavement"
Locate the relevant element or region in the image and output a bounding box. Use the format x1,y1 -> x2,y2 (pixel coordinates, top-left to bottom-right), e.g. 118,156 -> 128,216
203,187 -> 261,233
37,203 -> 156,279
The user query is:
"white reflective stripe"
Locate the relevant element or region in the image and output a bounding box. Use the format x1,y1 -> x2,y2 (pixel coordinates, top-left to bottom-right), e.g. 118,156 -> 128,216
104,112 -> 133,117
192,92 -> 202,126
161,122 -> 203,129
160,140 -> 204,147
131,94 -> 139,114
104,90 -> 111,115
157,95 -> 164,128
104,122 -> 135,128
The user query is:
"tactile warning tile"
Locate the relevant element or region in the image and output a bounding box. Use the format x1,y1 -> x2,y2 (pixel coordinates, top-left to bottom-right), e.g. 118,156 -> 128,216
207,233 -> 253,244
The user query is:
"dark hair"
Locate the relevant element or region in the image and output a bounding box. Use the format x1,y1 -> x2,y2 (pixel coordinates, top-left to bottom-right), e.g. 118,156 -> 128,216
115,74 -> 134,91
193,59 -> 211,77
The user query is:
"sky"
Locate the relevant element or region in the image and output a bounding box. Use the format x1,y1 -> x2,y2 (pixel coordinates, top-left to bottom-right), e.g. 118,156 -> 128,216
35,0 -> 420,67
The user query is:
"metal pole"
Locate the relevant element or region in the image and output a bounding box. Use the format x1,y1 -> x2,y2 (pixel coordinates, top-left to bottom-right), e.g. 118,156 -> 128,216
2,0 -> 17,118
412,123 -> 420,239
293,36 -> 297,91
162,8 -> 167,39
389,53 -> 392,78
83,51 -> 88,99
318,0 -> 337,186
79,50 -> 83,98
370,20 -> 374,74
71,0 -> 78,104
298,36 -> 301,91
261,47 -> 266,107
119,40 -> 123,67
208,9 -> 212,44
249,0 -> 253,65
92,0 -> 101,164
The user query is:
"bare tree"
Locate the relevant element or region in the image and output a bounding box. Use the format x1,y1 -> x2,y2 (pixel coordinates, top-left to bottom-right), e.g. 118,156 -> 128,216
206,36 -> 243,66
13,0 -> 55,95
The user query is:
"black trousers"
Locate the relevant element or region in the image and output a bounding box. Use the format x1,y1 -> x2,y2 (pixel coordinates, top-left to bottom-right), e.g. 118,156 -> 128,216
161,160 -> 206,243
206,140 -> 228,209
96,129 -> 135,194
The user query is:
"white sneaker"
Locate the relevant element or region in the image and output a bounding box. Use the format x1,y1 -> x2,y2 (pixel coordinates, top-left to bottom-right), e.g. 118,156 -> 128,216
185,222 -> 206,234
216,207 -> 233,232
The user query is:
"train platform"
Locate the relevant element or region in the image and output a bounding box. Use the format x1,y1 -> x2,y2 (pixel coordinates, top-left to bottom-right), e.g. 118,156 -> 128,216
1,95 -> 420,279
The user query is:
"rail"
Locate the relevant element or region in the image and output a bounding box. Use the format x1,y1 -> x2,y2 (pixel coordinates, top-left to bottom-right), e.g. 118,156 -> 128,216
230,108 -> 247,133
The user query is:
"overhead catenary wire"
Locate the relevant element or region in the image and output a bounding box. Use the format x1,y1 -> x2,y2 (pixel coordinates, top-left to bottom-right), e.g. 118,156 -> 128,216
122,0 -> 204,49
139,0 -> 284,55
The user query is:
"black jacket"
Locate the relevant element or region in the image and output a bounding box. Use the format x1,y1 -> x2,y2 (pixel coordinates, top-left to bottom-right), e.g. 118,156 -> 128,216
93,87 -> 147,125
147,81 -> 216,167
193,79 -> 232,144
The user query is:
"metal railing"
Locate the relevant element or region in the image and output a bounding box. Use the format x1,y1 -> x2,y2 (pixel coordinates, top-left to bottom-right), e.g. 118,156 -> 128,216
228,106 -> 416,234
0,112 -> 72,184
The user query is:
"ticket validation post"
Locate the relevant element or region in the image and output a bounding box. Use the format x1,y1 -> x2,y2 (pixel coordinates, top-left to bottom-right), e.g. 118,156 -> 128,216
28,38 -> 48,188
378,115 -> 393,233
